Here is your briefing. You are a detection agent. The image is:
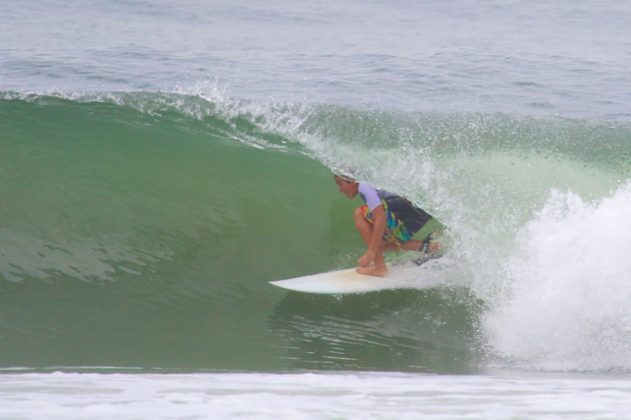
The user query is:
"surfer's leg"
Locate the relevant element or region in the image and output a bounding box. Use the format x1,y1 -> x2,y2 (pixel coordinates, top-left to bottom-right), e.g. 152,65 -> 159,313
399,239 -> 421,251
353,207 -> 388,276
353,206 -> 373,246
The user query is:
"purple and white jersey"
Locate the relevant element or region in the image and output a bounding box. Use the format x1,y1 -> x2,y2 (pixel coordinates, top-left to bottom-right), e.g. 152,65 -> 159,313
357,182 -> 432,234
358,183 -> 383,211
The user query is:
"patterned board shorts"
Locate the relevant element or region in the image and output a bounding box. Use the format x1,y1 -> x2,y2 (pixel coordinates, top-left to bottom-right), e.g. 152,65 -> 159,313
360,203 -> 413,244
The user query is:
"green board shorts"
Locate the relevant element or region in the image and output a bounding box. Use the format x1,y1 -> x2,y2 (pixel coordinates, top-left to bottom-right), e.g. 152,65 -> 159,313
360,202 -> 443,247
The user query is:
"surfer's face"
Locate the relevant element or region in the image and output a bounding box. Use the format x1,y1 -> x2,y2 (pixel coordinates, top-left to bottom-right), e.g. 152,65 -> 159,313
335,177 -> 358,198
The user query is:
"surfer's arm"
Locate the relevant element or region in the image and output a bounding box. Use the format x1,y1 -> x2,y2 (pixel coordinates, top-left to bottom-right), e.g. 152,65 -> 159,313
358,204 -> 387,267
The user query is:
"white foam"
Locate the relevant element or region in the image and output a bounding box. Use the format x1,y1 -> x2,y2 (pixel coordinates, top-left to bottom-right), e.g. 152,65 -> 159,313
0,371 -> 630,419
484,182 -> 631,371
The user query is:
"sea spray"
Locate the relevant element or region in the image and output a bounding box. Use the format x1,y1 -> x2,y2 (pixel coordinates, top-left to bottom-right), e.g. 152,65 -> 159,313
484,183 -> 631,371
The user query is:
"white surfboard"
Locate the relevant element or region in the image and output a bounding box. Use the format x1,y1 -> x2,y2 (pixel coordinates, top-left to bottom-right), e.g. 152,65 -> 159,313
269,257 -> 458,295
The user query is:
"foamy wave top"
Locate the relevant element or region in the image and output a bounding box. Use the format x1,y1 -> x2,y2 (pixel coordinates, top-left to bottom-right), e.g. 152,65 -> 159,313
484,183 -> 631,371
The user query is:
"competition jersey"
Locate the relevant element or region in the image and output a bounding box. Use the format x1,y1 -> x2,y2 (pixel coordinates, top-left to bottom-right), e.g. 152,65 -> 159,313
358,182 -> 432,234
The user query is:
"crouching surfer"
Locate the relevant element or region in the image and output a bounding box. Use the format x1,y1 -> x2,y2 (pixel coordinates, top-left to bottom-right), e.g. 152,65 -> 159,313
334,174 -> 444,277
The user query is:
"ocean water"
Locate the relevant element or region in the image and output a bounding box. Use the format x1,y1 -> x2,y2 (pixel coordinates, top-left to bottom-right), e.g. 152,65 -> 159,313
2,0 -> 631,417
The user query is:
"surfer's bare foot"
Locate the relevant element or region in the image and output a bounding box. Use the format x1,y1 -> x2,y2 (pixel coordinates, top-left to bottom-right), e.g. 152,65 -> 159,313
427,240 -> 443,254
356,265 -> 388,277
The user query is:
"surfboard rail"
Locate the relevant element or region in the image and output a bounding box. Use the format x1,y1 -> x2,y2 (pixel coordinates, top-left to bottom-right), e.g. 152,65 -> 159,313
269,258 -> 458,295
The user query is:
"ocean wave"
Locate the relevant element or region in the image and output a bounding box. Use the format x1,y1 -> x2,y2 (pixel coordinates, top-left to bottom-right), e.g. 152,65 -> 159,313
483,183 -> 631,372
2,91 -> 631,372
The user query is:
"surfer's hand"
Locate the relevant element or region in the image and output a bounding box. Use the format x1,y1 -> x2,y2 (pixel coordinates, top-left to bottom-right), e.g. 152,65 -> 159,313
358,250 -> 376,267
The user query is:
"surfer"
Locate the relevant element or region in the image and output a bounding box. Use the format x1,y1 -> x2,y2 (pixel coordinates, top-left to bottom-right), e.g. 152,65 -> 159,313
334,175 -> 443,277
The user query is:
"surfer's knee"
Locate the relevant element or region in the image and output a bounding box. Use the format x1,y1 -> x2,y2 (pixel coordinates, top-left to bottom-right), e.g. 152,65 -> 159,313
353,207 -> 367,226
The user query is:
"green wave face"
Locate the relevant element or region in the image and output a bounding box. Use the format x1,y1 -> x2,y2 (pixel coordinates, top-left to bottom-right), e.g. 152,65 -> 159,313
1,93 -> 630,372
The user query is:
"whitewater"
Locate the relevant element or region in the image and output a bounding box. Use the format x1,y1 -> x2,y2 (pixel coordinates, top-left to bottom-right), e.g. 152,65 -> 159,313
2,0 -> 631,417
